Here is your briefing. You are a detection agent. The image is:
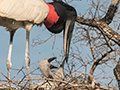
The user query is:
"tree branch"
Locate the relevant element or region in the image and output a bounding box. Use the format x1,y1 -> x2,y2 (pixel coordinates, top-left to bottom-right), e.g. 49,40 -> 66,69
100,0 -> 120,24
89,50 -> 113,75
76,17 -> 120,46
76,0 -> 120,46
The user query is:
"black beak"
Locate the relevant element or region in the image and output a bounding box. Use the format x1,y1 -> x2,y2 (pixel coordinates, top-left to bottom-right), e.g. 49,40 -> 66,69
48,57 -> 57,63
63,18 -> 76,63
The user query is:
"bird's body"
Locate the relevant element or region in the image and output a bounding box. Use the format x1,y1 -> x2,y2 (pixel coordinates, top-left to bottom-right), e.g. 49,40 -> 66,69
0,0 -> 49,25
0,0 -> 49,32
0,0 -> 49,86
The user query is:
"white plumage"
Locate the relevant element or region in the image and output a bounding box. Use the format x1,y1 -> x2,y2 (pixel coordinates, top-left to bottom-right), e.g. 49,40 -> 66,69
0,0 -> 49,86
0,0 -> 49,24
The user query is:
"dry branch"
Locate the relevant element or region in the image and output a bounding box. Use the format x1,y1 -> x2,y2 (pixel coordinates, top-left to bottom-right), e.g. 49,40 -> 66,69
76,17 -> 120,46
76,0 -> 120,46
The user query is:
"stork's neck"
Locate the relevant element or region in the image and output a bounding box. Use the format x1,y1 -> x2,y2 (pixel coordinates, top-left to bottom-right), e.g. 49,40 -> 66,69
44,3 -> 59,29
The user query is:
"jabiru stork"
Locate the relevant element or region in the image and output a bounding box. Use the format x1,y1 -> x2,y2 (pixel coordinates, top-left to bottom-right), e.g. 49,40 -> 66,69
0,0 -> 77,86
0,0 -> 49,85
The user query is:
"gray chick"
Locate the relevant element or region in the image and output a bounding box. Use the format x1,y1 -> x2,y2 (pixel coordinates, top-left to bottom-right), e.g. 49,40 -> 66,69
39,57 -> 57,79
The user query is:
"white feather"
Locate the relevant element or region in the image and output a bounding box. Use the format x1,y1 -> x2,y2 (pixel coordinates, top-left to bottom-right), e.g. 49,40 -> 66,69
0,0 -> 49,24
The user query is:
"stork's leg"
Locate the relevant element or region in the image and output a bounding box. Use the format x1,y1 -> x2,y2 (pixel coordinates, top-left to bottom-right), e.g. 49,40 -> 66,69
25,30 -> 31,85
24,23 -> 33,87
6,30 -> 16,80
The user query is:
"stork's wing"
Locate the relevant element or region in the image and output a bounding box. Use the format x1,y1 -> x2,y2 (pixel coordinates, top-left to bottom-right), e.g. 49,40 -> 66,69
63,18 -> 76,62
0,0 -> 49,24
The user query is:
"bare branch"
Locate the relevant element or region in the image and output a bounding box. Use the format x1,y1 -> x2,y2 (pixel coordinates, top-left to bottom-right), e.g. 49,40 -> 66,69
89,50 -> 113,75
76,17 -> 120,46
100,0 -> 120,24
99,51 -> 120,64
32,34 -> 55,46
